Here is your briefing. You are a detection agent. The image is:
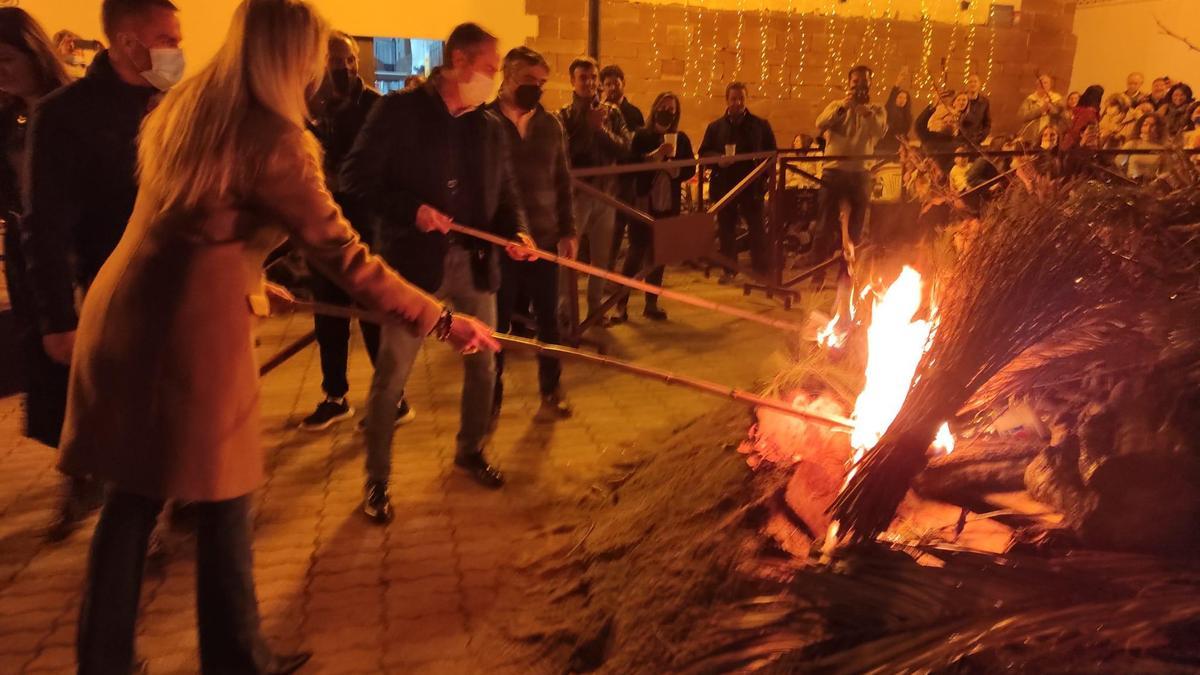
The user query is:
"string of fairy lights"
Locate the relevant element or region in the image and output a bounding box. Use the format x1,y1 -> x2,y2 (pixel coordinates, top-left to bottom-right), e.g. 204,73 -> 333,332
670,0 -> 997,105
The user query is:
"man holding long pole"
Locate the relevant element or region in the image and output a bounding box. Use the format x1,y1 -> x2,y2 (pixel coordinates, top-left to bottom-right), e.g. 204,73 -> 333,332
341,23 -> 536,524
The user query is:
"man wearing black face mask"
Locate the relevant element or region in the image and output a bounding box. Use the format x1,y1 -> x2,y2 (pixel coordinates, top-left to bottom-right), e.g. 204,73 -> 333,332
487,46 -> 577,423
300,31 -> 417,432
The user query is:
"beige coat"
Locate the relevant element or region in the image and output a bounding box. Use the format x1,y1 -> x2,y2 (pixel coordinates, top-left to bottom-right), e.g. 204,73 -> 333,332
59,117 -> 442,502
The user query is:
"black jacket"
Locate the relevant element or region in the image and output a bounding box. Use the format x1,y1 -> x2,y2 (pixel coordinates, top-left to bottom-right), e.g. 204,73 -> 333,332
698,110 -> 776,198
20,51 -> 159,334
630,128 -> 695,216
960,94 -> 992,145
617,98 -> 645,131
310,76 -> 380,232
340,78 -> 529,293
486,101 -> 575,249
558,95 -> 632,192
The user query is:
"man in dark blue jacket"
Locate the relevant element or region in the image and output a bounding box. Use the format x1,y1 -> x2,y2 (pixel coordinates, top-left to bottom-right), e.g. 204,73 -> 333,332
342,23 -> 534,523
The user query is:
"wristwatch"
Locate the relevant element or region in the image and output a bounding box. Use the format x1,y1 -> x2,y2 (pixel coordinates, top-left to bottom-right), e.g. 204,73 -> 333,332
431,307 -> 453,341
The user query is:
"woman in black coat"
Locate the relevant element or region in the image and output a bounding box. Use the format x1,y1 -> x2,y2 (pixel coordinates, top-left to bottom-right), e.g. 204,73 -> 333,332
614,91 -> 695,322
0,8 -> 72,448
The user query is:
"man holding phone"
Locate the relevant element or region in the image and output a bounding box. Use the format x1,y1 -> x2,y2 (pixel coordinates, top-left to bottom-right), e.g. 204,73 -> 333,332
558,56 -> 631,326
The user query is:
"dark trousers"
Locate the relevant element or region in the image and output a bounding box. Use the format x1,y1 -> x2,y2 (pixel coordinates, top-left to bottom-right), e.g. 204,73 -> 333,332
619,221 -> 664,309
309,266 -> 380,399
79,491 -> 270,675
495,257 -> 562,411
814,169 -> 871,272
716,190 -> 768,274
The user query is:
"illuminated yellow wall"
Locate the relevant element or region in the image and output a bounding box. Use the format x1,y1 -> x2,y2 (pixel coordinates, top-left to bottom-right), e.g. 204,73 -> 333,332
1071,0 -> 1200,95
20,0 -> 537,74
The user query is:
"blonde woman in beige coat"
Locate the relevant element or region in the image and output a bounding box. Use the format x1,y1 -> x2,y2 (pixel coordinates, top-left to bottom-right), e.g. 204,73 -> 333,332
65,1 -> 497,673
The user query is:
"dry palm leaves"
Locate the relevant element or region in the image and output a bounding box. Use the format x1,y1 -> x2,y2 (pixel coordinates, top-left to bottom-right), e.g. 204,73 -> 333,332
829,178 -> 1187,542
678,546 -> 1200,674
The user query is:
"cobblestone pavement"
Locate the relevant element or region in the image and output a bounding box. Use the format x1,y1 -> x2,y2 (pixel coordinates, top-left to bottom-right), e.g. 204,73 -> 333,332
0,269 -> 800,674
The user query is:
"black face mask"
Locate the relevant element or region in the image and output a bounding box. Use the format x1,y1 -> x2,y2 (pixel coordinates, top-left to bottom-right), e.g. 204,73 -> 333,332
514,84 -> 543,111
330,68 -> 352,94
653,109 -> 674,128
852,84 -> 871,104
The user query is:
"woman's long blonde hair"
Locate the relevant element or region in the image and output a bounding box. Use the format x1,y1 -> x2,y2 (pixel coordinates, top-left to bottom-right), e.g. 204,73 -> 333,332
139,0 -> 329,212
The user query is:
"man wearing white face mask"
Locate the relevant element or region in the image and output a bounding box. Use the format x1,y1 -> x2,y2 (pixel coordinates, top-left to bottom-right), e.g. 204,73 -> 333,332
21,0 -> 183,540
342,22 -> 536,522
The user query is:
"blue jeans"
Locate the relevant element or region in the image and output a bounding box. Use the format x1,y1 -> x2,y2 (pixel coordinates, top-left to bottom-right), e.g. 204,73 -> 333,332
364,246 -> 497,483
78,491 -> 270,674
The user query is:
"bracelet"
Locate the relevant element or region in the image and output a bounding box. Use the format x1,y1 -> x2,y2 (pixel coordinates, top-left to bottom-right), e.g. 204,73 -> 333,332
431,307 -> 453,342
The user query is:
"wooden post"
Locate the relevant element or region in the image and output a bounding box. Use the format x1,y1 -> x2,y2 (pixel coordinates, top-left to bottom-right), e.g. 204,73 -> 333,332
588,0 -> 600,59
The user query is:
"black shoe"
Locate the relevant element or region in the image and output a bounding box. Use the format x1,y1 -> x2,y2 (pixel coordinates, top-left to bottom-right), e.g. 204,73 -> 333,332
301,397 -> 353,431
454,452 -> 505,489
643,306 -> 668,321
356,398 -> 416,431
535,392 -> 574,422
718,271 -> 737,285
610,306 -> 629,325
266,651 -> 312,675
361,481 -> 393,524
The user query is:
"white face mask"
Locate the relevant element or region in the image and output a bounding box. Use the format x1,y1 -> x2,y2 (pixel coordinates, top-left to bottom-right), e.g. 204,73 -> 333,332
140,47 -> 185,91
458,69 -> 494,109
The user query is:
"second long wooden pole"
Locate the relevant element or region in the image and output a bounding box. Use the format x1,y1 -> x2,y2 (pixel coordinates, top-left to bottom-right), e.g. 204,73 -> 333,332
448,222 -> 809,334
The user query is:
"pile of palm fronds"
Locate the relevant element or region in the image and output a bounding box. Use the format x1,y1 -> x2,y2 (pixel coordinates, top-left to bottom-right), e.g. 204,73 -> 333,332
679,546 -> 1200,673
830,173 -> 1200,542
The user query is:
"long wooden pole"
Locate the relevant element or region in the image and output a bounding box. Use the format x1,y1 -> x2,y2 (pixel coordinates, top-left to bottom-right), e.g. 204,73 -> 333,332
447,222 -> 810,334
282,300 -> 853,429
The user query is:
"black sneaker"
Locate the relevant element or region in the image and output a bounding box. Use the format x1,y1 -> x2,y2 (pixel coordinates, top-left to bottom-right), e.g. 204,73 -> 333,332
357,398 -> 417,431
301,397 -> 353,431
361,481 -> 393,524
718,271 -> 737,285
454,452 -> 505,489
534,392 -> 574,422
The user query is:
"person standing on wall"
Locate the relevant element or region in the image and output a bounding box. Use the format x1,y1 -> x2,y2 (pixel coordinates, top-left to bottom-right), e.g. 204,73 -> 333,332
21,0 -> 184,541
488,46 -> 577,424
813,64 -> 886,327
959,72 -> 992,147
1017,73 -> 1067,144
299,30 -> 416,432
342,23 -> 537,524
698,81 -> 777,282
600,63 -> 643,268
559,56 -> 631,327
614,91 -> 694,323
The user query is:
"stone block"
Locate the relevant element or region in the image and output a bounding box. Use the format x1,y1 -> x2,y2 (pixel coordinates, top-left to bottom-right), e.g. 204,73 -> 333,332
560,17 -> 587,41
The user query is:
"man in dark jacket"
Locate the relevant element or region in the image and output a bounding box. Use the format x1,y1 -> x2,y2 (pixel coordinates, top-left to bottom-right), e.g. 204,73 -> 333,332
489,47 -> 576,423
559,56 -> 631,325
22,0 -> 183,539
960,73 -> 992,147
599,64 -> 644,272
699,81 -> 777,280
299,31 -> 415,432
342,23 -> 534,523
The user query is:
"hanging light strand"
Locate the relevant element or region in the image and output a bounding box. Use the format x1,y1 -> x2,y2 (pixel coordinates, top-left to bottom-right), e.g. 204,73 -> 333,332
965,10 -> 977,86
823,0 -> 838,96
683,0 -> 693,100
735,0 -> 746,79
985,9 -> 996,93
834,2 -> 849,94
918,0 -> 934,95
759,0 -> 770,94
649,2 -> 660,80
779,0 -> 795,98
856,0 -> 877,69
881,0 -> 895,82
706,0 -> 719,99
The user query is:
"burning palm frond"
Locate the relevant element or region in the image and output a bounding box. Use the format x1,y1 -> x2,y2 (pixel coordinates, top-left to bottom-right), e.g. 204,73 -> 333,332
829,177 -> 1193,541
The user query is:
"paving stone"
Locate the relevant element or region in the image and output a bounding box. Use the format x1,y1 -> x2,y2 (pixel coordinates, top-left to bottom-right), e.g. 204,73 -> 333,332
24,644 -> 74,672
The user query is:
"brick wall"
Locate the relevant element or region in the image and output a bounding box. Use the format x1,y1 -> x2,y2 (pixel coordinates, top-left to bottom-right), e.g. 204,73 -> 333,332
526,0 -> 1079,147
